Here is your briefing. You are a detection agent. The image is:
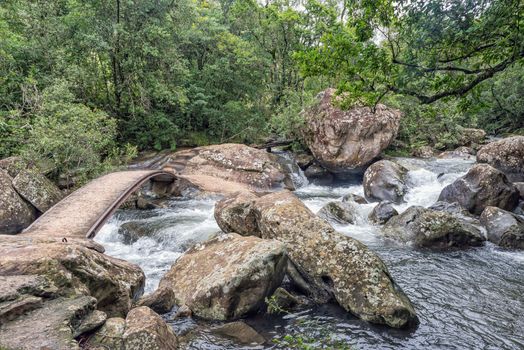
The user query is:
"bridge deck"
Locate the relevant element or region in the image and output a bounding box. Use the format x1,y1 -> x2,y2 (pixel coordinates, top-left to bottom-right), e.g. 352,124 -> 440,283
23,170 -> 175,239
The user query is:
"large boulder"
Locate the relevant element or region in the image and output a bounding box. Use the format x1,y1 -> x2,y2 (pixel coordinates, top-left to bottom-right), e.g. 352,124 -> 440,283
363,160 -> 408,204
369,201 -> 398,225
317,201 -> 356,224
438,164 -> 519,215
215,191 -> 417,328
302,88 -> 401,174
123,306 -> 178,350
477,136 -> 524,181
12,169 -> 63,213
146,233 -> 287,320
0,235 -> 145,317
480,206 -> 524,249
0,170 -> 36,234
163,144 -> 290,191
0,296 -> 100,350
383,206 -> 485,248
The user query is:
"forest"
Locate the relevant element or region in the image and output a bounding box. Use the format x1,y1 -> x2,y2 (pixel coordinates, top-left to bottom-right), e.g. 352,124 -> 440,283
1,0 -> 523,180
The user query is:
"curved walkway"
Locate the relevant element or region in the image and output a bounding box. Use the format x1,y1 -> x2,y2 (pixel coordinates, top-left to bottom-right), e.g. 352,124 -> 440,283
23,170 -> 176,239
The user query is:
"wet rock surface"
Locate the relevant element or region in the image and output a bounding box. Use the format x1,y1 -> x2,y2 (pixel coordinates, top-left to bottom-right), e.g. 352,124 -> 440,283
383,206 -> 485,248
215,190 -> 418,328
363,160 -> 408,204
480,206 -> 524,249
317,201 -> 356,224
369,201 -> 398,225
438,164 -> 519,215
477,136 -> 524,181
302,88 -> 401,174
150,233 -> 287,320
212,321 -> 265,345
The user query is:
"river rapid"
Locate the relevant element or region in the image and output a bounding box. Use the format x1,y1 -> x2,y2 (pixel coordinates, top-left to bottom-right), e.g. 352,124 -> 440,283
96,156 -> 524,349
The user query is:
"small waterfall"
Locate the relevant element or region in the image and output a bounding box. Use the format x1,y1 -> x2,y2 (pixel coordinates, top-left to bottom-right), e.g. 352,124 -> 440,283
274,151 -> 309,189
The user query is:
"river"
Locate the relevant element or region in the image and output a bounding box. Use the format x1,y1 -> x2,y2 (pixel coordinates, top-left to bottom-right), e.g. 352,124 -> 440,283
96,156 -> 524,349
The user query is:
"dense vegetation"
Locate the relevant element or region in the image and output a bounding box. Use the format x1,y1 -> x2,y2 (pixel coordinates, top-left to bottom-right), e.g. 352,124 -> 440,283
1,0 -> 523,179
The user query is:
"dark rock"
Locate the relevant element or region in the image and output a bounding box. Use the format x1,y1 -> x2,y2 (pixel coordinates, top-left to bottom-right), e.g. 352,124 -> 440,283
477,136 -> 524,181
267,287 -> 300,314
294,152 -> 315,170
369,202 -> 398,224
513,182 -> 524,200
0,169 -> 36,234
317,201 -> 356,224
480,206 -> 524,249
213,321 -> 265,345
363,160 -> 408,204
303,162 -> 334,185
438,164 -> 519,215
341,193 -> 367,204
383,206 -> 485,248
118,221 -> 155,244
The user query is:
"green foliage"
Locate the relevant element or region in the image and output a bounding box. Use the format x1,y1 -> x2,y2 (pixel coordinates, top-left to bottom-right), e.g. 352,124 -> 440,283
273,318 -> 352,350
20,81 -> 136,184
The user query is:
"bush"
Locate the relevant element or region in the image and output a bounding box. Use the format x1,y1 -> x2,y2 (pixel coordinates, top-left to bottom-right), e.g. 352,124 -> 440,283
21,81 -> 136,184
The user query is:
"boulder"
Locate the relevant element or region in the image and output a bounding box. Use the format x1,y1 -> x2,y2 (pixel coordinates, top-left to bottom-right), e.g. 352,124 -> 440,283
212,321 -> 265,345
266,287 -> 302,314
164,144 -> 289,191
89,317 -> 126,349
0,235 -> 145,317
341,193 -> 367,204
214,191 -> 261,237
437,146 -> 475,159
0,157 -> 27,178
294,152 -> 315,170
12,169 -> 63,213
363,160 -> 408,204
73,309 -> 107,337
458,128 -> 486,146
150,233 -> 287,320
369,202 -> 398,225
215,191 -> 417,328
0,296 -> 98,350
438,164 -> 519,215
412,146 -> 435,159
477,136 -> 524,181
317,201 -> 356,224
302,88 -> 401,174
303,162 -> 333,185
480,206 -> 524,249
0,170 -> 36,234
118,221 -> 155,244
383,206 -> 485,248
123,306 -> 178,350
514,182 -> 524,200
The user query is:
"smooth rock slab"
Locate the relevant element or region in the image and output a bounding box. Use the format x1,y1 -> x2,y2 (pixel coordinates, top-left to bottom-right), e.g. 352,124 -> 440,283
152,233 -> 287,320
12,169 -> 63,213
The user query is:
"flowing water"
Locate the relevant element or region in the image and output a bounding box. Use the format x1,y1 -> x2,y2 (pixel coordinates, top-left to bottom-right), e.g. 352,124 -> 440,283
96,157 -> 524,350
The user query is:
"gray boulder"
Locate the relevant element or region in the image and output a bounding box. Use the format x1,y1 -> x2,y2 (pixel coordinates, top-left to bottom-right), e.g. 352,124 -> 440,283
477,136 -> 524,181
438,164 -> 519,215
0,170 -> 36,234
12,169 -> 63,213
480,206 -> 524,249
383,206 -> 485,248
317,201 -> 356,224
363,160 -> 408,204
369,201 -> 398,224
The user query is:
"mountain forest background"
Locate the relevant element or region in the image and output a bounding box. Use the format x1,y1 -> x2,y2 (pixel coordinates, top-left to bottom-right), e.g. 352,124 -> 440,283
1,0 -> 523,182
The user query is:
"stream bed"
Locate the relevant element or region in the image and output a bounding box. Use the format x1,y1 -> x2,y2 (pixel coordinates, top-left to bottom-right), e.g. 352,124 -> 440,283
96,157 -> 524,349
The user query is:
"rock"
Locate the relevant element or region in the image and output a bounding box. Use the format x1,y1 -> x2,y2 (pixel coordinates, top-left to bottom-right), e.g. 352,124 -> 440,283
477,136 -> 524,181
317,201 -> 356,224
165,144 -> 289,191
214,191 -> 261,237
341,193 -> 367,204
215,191 -> 417,328
73,310 -> 107,337
123,306 -> 178,350
514,182 -> 524,200
363,160 -> 408,204
302,88 -> 401,174
118,221 -> 155,244
0,157 -> 27,178
383,206 -> 485,248
152,233 -> 287,320
0,295 -> 43,324
480,206 -> 524,249
437,146 -> 475,159
294,152 -> 315,170
0,235 -> 145,317
136,286 -> 177,315
267,287 -> 300,314
303,162 -> 334,185
438,164 -> 520,215
89,317 -> 126,349
213,321 -> 265,345
12,169 -> 63,213
0,170 -> 36,234
0,296 -> 96,350
0,275 -> 58,303
173,304 -> 192,318
458,128 -> 486,146
412,146 -> 435,158
369,201 -> 398,224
